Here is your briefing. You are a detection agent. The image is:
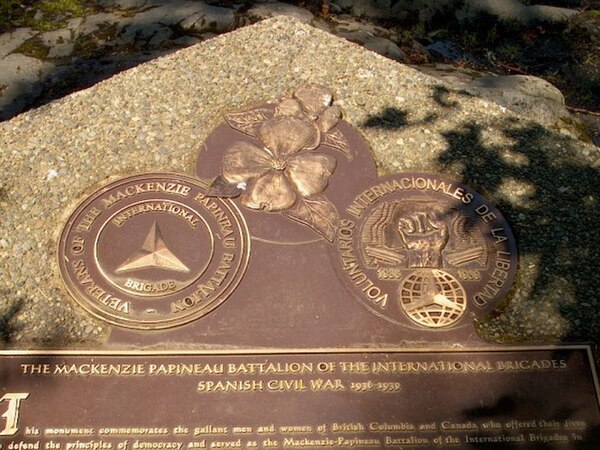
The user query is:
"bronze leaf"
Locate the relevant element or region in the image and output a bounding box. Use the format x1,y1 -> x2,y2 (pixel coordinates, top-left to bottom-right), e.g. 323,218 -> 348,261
207,175 -> 244,198
225,108 -> 272,138
283,195 -> 339,242
322,128 -> 353,160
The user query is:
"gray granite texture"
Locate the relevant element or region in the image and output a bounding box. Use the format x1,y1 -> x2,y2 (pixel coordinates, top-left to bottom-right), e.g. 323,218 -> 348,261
1,17 -> 599,347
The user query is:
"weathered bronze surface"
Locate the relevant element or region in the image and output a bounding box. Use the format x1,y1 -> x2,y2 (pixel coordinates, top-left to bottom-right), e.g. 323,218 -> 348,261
57,173 -> 250,329
1,347 -> 599,447
31,85 -> 599,448
332,172 -> 518,330
202,85 -> 360,243
191,85 -> 517,342
56,84 -> 517,342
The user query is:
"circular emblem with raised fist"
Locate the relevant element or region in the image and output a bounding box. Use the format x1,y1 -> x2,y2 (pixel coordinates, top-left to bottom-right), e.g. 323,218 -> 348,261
333,172 -> 517,329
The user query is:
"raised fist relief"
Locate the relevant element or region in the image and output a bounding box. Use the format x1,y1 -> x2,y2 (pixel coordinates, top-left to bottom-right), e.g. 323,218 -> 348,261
396,204 -> 449,268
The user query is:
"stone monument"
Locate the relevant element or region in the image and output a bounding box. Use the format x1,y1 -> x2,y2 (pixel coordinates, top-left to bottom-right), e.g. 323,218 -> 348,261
1,17 -> 599,448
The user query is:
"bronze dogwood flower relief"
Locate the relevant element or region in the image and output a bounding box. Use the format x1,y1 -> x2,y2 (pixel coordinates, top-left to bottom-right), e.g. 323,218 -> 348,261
207,85 -> 351,242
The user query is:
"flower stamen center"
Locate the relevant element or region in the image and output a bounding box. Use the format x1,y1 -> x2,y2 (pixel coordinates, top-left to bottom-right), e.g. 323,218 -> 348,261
272,158 -> 287,171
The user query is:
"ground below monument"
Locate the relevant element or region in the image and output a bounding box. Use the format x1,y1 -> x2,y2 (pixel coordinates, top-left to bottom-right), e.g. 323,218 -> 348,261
0,0 -> 598,144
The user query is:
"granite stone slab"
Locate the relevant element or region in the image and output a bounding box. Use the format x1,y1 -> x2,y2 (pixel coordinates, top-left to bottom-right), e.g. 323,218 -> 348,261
1,17 -> 598,347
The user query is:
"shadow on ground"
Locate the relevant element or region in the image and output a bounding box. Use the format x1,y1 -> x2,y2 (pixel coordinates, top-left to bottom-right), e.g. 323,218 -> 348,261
0,296 -> 24,344
440,119 -> 599,343
363,87 -> 600,344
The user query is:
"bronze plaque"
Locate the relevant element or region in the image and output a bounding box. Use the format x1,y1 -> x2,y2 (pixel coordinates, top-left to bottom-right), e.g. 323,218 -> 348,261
57,173 -> 250,330
186,84 -> 518,344
54,85 -> 519,345
196,85 -> 378,246
331,172 -> 518,330
11,85 -> 598,449
1,347 -> 599,448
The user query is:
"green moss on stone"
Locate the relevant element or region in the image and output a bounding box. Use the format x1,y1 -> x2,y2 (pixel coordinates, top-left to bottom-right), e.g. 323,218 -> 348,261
39,0 -> 86,17
72,21 -> 118,57
15,35 -> 49,59
0,0 -> 89,33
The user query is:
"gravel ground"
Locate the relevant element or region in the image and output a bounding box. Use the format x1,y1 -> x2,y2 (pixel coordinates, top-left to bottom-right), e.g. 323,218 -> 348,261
1,17 -> 598,348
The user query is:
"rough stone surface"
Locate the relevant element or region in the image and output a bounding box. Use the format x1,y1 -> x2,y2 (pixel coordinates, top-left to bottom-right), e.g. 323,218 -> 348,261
319,15 -> 400,46
1,17 -> 599,347
457,0 -> 580,25
332,0 -> 394,19
78,12 -> 122,36
363,36 -> 407,63
418,65 -> 588,140
468,75 -> 568,121
2,1 -> 588,134
41,29 -> 74,59
172,35 -> 202,47
0,54 -> 55,121
333,0 -> 579,24
0,28 -> 35,59
129,1 -> 214,27
119,22 -> 173,49
179,4 -> 236,33
0,2 -> 417,122
246,2 -> 315,23
114,0 -> 148,8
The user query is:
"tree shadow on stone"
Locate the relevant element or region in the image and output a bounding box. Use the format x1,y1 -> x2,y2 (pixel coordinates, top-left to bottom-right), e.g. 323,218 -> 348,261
438,119 -> 600,343
0,286 -> 99,348
440,119 -> 600,446
0,294 -> 61,397
363,107 -> 409,129
432,85 -> 460,108
0,296 -> 24,344
362,106 -> 439,130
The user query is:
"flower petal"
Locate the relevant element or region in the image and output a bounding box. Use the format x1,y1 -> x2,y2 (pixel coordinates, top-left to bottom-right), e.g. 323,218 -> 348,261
293,85 -> 333,118
274,98 -> 304,117
258,116 -> 319,158
241,171 -> 297,212
317,105 -> 342,133
285,153 -> 337,197
222,141 -> 273,184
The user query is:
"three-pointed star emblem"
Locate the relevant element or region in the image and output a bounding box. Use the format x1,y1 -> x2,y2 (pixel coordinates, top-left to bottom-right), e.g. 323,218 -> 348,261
115,222 -> 190,273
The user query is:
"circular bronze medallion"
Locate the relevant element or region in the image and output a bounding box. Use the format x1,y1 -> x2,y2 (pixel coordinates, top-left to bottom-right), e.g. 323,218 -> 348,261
58,173 -> 250,330
332,172 -> 518,330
